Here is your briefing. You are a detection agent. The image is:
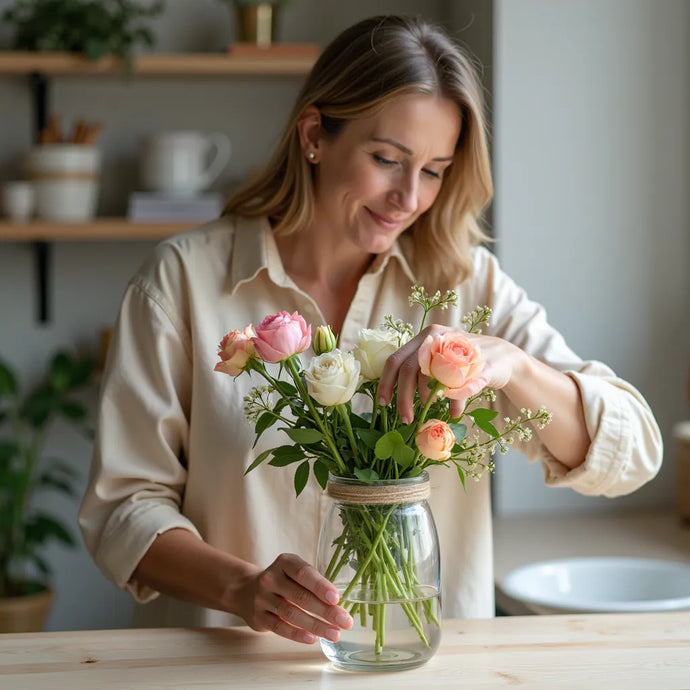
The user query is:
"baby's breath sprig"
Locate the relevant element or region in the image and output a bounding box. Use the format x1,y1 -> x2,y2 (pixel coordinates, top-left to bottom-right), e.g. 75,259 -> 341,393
409,285 -> 459,330
243,384 -> 276,423
382,315 -> 414,346
461,305 -> 492,334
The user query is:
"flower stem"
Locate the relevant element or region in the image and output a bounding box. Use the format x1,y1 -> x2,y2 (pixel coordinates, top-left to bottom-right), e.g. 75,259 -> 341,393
284,356 -> 347,474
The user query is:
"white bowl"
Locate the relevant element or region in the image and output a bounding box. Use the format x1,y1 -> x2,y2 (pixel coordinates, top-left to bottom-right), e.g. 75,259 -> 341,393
500,557 -> 690,614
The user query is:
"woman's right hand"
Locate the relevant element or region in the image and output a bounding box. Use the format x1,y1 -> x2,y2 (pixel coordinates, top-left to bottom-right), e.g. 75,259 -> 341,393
233,552 -> 353,645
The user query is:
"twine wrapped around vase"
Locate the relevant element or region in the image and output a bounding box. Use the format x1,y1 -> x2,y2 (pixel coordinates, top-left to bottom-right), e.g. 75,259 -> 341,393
326,478 -> 431,505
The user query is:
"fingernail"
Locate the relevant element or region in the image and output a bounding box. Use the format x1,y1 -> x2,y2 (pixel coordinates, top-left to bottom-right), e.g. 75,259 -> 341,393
325,590 -> 339,605
326,628 -> 340,642
401,416 -> 411,425
336,612 -> 353,628
377,396 -> 386,405
302,632 -> 316,644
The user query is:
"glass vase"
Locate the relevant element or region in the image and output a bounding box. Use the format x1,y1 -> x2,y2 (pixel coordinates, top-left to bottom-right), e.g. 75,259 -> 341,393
316,472 -> 441,671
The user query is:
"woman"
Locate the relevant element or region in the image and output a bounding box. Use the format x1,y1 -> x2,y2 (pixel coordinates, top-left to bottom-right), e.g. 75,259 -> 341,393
79,15 -> 662,645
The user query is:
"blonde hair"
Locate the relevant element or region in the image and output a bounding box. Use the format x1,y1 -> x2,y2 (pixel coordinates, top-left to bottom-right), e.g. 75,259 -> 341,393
223,15 -> 493,290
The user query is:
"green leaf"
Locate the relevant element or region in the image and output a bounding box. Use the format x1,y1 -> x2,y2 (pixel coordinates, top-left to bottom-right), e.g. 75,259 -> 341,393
374,430 -> 404,460
273,380 -> 297,397
293,460 -> 310,497
354,428 -> 383,450
245,447 -> 273,474
353,467 -> 380,481
467,408 -> 500,438
36,473 -> 76,497
49,352 -> 72,392
392,443 -> 415,469
404,465 -> 424,478
60,400 -> 86,421
0,361 -> 17,397
455,464 -> 467,491
25,514 -> 75,547
313,460 -> 330,489
0,440 -> 19,464
283,428 -> 324,444
397,422 -> 416,443
20,387 -> 57,428
349,413 -> 371,429
448,423 -> 467,443
254,411 -> 278,445
268,445 -> 306,467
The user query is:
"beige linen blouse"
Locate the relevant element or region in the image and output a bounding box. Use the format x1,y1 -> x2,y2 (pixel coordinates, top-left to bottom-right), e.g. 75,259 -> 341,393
79,215 -> 663,628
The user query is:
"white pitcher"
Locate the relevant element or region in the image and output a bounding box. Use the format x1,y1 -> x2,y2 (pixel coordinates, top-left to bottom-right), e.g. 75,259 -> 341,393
140,131 -> 231,197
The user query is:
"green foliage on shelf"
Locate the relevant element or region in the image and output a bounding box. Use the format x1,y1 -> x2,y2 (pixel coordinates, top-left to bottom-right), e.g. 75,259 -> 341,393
1,0 -> 165,67
0,349 -> 96,598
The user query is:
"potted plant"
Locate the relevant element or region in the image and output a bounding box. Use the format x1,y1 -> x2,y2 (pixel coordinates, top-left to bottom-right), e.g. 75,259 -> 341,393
0,349 -> 95,632
1,0 -> 165,71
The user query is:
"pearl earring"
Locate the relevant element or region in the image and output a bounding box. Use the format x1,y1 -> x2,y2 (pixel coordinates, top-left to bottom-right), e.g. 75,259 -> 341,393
308,152 -> 316,161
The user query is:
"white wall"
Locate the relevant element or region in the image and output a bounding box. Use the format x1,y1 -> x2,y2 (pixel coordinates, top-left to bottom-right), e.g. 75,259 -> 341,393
0,0 -> 447,632
492,0 -> 690,514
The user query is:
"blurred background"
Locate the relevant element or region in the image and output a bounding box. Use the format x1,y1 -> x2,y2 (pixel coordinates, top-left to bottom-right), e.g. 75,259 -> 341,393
0,0 -> 688,630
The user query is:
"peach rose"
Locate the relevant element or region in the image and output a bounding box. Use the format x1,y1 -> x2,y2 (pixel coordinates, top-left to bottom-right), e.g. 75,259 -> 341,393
214,326 -> 256,376
415,419 -> 455,460
252,311 -> 312,363
418,331 -> 485,400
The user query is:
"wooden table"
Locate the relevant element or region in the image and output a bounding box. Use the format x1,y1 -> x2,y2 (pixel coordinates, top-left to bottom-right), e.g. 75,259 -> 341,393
1,613 -> 689,688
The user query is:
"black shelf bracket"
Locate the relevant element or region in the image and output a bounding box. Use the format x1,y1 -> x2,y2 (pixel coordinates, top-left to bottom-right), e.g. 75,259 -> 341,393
29,71 -> 52,325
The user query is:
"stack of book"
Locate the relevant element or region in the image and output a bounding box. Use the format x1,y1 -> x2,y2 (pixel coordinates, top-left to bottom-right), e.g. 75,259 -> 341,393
127,192 -> 223,222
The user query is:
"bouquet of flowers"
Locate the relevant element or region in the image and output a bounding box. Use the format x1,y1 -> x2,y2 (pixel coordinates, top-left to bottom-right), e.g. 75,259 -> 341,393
214,287 -> 551,659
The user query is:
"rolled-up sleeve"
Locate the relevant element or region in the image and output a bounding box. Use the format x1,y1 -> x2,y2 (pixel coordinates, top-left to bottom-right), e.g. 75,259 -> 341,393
473,247 -> 663,497
79,274 -> 201,602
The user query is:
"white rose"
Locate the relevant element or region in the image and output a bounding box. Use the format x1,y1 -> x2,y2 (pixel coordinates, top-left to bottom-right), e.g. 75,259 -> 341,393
353,328 -> 403,381
305,349 -> 361,407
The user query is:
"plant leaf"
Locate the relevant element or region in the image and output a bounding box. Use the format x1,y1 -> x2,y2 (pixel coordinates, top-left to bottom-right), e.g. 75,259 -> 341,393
283,428 -> 324,444
354,428 -> 382,450
353,467 -> 380,481
374,430 -> 404,460
448,422 -> 467,443
455,464 -> 467,491
313,459 -> 330,489
244,447 -> 273,474
268,446 -> 306,467
392,443 -> 415,469
253,411 -> 278,446
273,380 -> 297,397
60,400 -> 86,421
0,361 -> 17,397
467,408 -> 499,437
293,460 -> 310,497
49,352 -> 72,391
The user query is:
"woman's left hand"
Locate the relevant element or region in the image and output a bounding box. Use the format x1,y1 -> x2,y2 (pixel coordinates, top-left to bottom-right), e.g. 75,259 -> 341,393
376,325 -> 526,422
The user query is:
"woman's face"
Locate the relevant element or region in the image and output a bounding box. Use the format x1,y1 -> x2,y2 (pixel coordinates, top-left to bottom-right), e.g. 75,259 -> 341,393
312,93 -> 461,255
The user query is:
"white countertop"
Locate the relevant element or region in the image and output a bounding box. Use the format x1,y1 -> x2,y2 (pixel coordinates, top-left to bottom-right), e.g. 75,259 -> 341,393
493,510 -> 690,614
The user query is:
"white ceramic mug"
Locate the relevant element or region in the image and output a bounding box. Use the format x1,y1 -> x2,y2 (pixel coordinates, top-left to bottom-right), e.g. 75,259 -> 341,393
1,181 -> 35,222
24,145 -> 101,221
140,131 -> 231,197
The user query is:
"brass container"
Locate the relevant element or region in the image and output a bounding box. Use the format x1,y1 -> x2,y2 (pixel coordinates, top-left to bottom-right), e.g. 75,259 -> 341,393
235,4 -> 278,48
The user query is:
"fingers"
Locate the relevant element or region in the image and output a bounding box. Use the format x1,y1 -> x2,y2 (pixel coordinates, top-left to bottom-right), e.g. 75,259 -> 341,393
257,554 -> 353,645
378,326 -> 447,423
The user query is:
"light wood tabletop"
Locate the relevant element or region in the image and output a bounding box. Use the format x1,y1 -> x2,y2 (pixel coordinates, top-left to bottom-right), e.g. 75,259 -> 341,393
1,612 -> 689,689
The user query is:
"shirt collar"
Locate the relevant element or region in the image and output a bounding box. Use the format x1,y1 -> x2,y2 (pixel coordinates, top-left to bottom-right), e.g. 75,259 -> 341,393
227,216 -> 418,294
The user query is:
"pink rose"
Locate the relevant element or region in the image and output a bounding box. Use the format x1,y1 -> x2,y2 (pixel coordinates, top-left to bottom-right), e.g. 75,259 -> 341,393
415,419 -> 455,460
418,331 -> 485,400
214,326 -> 256,376
252,311 -> 312,363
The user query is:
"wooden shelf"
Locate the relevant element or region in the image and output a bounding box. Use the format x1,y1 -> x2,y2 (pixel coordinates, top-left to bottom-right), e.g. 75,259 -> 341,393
0,51 -> 317,76
0,218 -> 197,241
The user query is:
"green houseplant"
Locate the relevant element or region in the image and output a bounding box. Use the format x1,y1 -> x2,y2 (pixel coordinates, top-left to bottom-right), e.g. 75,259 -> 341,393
0,349 -> 95,632
1,0 -> 165,68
